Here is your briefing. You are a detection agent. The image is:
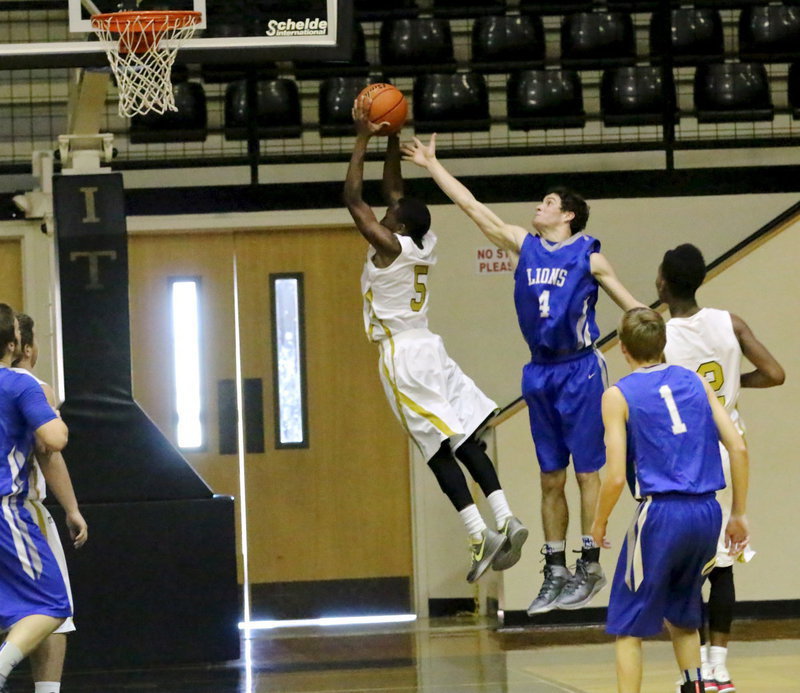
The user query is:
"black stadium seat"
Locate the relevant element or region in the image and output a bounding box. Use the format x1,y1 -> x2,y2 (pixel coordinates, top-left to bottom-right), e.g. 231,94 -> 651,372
649,8 -> 724,66
318,76 -> 373,137
560,12 -> 637,70
694,62 -> 774,123
224,78 -> 303,140
413,72 -> 491,132
471,14 -> 546,73
507,69 -> 586,130
380,18 -> 457,76
130,81 -> 208,144
739,5 -> 800,63
600,66 -> 677,126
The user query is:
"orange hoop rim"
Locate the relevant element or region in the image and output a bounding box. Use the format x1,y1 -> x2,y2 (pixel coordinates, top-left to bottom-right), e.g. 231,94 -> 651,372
90,10 -> 202,34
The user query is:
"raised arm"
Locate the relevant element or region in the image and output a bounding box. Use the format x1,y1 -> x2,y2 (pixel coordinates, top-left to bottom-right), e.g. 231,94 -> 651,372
400,134 -> 528,255
591,386 -> 629,548
701,376 -> 749,553
343,96 -> 401,262
382,134 -> 404,206
731,313 -> 786,388
590,252 -> 646,312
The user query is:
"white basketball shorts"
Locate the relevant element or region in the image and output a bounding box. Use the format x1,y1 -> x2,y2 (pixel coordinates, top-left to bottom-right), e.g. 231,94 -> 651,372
377,328 -> 497,461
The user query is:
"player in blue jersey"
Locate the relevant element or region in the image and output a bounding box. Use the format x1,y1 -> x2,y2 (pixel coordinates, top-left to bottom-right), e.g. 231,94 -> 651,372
0,304 -> 71,693
345,100 -> 528,583
591,307 -> 749,693
401,135 -> 642,612
13,313 -> 88,693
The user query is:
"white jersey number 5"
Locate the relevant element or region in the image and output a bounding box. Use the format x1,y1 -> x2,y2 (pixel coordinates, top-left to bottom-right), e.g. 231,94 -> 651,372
659,384 -> 688,435
410,265 -> 429,312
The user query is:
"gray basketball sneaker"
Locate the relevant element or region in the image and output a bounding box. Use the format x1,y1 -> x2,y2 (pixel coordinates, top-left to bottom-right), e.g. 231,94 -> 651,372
526,564 -> 572,614
466,527 -> 506,583
556,558 -> 607,610
492,516 -> 529,571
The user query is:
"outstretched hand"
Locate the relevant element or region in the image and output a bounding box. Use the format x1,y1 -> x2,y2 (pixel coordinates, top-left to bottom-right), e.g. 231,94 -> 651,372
352,94 -> 391,137
400,134 -> 437,168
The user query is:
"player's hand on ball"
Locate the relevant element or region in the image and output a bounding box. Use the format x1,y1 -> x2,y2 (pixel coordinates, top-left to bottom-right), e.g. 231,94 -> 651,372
352,95 -> 390,137
400,134 -> 437,168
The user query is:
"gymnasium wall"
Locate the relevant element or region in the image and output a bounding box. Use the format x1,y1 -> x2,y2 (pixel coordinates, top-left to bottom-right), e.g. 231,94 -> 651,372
0,177 -> 797,616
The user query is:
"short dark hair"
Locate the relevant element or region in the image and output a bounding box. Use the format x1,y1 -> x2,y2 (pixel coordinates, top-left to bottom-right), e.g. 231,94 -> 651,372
16,313 -> 34,351
619,307 -> 666,363
661,244 -> 706,300
396,197 -> 431,248
547,186 -> 589,234
0,303 -> 16,355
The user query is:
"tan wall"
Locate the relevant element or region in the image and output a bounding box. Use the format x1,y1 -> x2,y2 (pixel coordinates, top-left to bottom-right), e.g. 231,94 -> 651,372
497,218 -> 800,610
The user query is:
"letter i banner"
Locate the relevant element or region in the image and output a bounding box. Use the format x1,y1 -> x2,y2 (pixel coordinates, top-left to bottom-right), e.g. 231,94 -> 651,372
53,173 -> 133,399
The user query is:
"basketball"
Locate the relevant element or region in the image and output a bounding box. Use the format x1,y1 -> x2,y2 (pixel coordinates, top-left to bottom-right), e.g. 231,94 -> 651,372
358,83 -> 408,135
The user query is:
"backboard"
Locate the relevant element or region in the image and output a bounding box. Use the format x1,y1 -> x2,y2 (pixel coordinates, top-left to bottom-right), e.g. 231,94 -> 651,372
0,0 -> 353,69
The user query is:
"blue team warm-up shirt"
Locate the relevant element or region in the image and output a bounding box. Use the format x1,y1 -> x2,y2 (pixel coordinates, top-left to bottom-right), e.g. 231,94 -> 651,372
615,364 -> 725,499
513,232 -> 601,363
0,365 -> 71,631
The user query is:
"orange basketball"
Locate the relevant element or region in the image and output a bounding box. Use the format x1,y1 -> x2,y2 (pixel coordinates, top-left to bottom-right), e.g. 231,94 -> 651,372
358,83 -> 408,135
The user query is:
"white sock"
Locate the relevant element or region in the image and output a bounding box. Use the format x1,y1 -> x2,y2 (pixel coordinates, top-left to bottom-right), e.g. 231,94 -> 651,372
543,540 -> 566,554
486,490 -> 512,528
709,645 -> 728,667
459,504 -> 487,542
581,534 -> 599,549
35,683 -> 62,693
700,644 -> 709,664
0,640 -> 24,684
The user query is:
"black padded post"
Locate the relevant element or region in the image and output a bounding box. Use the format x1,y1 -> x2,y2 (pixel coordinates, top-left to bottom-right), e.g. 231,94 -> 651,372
52,172 -> 239,668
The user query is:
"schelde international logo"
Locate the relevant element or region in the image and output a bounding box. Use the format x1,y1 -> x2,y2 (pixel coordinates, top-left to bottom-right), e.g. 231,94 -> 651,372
266,17 -> 328,36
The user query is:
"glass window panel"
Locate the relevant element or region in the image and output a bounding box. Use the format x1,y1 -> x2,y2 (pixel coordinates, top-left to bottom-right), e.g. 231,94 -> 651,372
271,274 -> 307,448
170,278 -> 204,449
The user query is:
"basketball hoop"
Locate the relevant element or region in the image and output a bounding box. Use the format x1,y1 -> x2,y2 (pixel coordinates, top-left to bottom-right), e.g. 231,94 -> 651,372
90,10 -> 201,118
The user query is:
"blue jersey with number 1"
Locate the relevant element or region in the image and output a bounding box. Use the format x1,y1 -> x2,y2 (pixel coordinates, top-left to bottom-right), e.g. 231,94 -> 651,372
615,364 -> 725,499
513,233 -> 600,363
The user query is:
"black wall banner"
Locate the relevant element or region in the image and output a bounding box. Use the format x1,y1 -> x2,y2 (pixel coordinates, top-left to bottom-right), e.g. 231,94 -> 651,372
51,173 -> 239,668
53,172 -> 211,502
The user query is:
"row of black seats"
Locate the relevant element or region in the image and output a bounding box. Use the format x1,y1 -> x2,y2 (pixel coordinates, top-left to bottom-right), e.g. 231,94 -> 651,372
199,7 -> 800,85
129,64 -> 800,144
351,0 -> 795,20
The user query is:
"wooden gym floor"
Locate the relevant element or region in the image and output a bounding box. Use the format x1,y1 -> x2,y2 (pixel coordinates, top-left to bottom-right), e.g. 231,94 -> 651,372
10,617 -> 799,692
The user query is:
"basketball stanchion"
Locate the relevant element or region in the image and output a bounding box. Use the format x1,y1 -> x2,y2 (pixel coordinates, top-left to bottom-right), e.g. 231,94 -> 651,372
89,10 -> 201,118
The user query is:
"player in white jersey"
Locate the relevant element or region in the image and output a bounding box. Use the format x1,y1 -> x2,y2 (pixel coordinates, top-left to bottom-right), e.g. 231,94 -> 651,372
657,244 -> 784,693
345,95 -> 528,583
13,314 -> 87,693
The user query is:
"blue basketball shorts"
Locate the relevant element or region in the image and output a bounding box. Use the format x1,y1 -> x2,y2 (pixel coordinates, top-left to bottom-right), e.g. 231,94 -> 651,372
521,348 -> 607,473
606,493 -> 721,638
0,495 -> 72,631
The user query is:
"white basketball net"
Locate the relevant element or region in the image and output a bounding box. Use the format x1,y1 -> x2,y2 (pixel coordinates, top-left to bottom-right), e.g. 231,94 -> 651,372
90,11 -> 201,118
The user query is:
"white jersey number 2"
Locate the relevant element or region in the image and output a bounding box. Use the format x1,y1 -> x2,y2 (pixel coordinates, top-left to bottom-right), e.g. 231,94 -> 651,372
659,384 -> 688,435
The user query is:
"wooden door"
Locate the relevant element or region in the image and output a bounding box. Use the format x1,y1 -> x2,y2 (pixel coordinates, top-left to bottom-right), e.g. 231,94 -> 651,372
128,228 -> 412,617
0,238 -> 23,309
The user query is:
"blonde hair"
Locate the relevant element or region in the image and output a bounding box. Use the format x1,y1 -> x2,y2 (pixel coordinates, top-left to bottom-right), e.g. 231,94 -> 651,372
618,307 -> 666,362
